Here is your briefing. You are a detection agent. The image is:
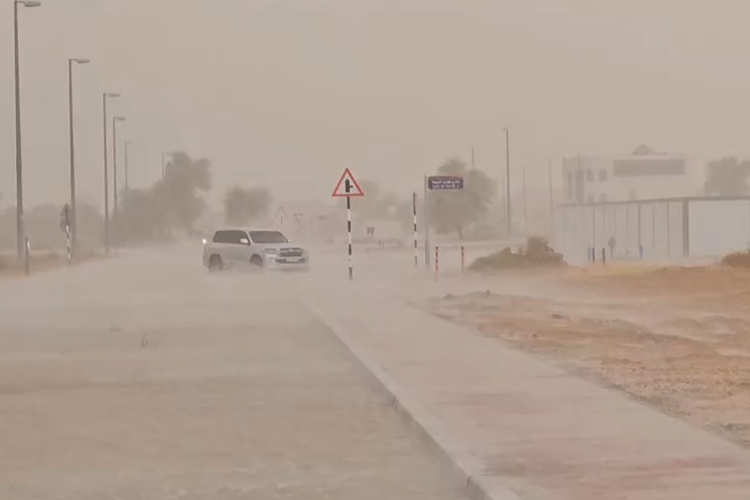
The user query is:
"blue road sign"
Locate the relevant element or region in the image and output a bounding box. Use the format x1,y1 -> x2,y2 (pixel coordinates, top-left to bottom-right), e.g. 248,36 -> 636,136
428,176 -> 464,190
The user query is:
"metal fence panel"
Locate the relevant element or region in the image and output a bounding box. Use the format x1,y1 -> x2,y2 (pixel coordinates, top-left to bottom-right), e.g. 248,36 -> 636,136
556,199 -> 691,264
688,199 -> 750,257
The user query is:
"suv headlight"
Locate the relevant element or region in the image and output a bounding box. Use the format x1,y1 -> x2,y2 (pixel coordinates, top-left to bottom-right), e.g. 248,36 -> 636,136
263,248 -> 279,255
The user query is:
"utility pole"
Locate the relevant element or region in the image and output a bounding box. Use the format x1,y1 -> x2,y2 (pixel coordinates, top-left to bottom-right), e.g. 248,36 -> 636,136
424,176 -> 430,268
68,57 -> 89,260
124,141 -> 131,191
161,152 -> 176,179
162,152 -> 175,179
548,158 -> 554,236
102,92 -> 120,255
504,128 -> 511,237
112,116 -> 126,246
522,165 -> 528,236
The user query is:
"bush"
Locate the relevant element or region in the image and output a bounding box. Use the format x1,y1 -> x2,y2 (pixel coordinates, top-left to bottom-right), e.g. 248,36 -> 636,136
469,237 -> 565,272
722,251 -> 750,268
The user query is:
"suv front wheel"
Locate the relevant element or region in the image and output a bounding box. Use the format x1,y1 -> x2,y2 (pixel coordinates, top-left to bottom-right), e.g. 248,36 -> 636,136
250,255 -> 264,268
208,255 -> 223,272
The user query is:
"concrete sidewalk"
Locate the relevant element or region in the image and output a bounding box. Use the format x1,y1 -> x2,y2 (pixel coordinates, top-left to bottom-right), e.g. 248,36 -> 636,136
309,285 -> 750,500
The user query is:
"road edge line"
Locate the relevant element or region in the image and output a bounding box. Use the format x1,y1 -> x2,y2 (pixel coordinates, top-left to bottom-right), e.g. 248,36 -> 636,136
305,299 -> 523,500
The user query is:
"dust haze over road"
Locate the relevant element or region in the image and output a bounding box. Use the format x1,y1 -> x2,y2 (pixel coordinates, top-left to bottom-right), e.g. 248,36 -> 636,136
0,246 -> 468,499
11,1 -> 750,498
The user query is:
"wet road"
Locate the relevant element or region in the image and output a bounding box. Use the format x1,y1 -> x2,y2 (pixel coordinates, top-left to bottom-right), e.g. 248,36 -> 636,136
0,246 -> 466,499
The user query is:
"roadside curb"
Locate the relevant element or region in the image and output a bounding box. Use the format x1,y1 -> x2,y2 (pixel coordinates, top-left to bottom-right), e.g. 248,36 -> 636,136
306,299 -> 523,500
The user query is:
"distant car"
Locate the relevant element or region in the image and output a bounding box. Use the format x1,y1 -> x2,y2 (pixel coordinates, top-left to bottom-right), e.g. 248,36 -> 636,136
202,228 -> 309,272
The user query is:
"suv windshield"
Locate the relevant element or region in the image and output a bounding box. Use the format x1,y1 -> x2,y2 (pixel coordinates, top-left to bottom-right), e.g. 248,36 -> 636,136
249,231 -> 288,244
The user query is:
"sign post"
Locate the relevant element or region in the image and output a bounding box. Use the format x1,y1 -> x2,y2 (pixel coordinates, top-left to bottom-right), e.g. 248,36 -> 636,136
293,212 -> 305,230
24,237 -> 30,276
425,175 -> 464,269
60,204 -> 72,265
276,206 -> 287,227
424,176 -> 430,269
332,168 -> 364,281
412,192 -> 418,267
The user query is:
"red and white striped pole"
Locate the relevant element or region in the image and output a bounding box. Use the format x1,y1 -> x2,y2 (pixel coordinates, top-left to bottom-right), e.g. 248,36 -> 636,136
412,192 -> 418,267
347,195 -> 353,281
434,245 -> 439,280
66,224 -> 71,265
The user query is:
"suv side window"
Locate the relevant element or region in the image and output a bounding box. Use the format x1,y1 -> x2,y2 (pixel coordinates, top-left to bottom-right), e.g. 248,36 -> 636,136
213,230 -> 248,244
213,231 -> 230,243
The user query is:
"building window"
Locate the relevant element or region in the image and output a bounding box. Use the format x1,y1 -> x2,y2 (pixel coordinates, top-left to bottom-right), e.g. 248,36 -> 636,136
598,169 -> 608,182
586,169 -> 594,182
613,158 -> 685,177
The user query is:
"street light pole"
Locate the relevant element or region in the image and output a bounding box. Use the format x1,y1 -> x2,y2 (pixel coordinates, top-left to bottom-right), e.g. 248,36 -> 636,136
124,141 -> 131,191
548,159 -> 554,236
13,0 -> 42,259
112,116 -> 126,219
102,92 -> 120,255
504,127 -> 511,237
162,151 -> 176,179
68,57 -> 89,260
522,165 -> 528,236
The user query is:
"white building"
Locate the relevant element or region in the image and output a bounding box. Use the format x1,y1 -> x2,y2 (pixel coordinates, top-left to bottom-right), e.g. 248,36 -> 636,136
561,152 -> 702,204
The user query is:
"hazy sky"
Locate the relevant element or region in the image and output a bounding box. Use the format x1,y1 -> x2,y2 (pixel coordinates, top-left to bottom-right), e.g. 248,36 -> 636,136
3,0 -> 750,210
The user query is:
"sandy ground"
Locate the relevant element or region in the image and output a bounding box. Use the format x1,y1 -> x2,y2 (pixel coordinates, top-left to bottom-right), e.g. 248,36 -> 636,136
0,246 -> 467,499
0,250 -> 103,279
426,263 -> 750,448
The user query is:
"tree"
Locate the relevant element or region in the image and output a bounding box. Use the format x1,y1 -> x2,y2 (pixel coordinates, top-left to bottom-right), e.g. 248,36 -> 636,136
75,201 -> 104,250
224,186 -> 272,225
428,157 -> 496,240
116,151 -> 212,243
153,152 -> 212,232
117,189 -> 162,243
704,157 -> 750,196
632,144 -> 660,156
345,179 -> 399,221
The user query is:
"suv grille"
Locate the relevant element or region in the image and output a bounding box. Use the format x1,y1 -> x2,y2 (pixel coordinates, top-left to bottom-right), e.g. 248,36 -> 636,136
279,248 -> 303,257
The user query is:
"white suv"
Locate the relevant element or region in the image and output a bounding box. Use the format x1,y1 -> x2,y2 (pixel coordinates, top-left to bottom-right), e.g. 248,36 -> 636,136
203,229 -> 309,272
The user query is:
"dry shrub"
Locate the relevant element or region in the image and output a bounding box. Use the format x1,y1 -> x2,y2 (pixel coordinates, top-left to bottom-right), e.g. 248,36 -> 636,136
469,236 -> 565,272
721,251 -> 750,268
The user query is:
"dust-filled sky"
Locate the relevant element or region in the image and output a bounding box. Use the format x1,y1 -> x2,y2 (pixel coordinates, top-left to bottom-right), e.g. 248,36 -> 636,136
3,0 -> 750,210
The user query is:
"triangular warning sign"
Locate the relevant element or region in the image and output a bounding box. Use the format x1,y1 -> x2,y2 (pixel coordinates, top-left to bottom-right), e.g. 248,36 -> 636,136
332,168 -> 365,198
